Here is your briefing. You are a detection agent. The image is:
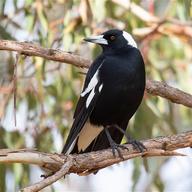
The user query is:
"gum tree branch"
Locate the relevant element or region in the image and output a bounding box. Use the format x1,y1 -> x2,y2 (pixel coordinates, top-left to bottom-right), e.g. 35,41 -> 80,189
146,79 -> 192,108
0,131 -> 191,192
0,40 -> 90,68
0,39 -> 192,108
21,160 -> 73,192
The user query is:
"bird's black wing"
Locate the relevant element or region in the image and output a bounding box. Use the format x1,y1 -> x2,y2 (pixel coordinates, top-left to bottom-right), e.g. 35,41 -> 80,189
62,57 -> 104,154
73,56 -> 104,119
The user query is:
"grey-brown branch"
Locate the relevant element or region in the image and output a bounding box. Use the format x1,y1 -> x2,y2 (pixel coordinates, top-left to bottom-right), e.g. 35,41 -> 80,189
0,131 -> 191,192
0,39 -> 192,108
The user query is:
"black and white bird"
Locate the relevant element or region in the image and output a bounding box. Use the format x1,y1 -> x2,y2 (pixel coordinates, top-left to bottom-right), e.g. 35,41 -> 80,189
62,29 -> 145,157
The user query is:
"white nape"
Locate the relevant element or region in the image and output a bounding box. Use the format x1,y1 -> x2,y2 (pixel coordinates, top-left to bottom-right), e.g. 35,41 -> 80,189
122,31 -> 137,48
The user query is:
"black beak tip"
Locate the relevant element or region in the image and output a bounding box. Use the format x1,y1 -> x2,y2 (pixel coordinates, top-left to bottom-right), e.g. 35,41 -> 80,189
83,38 -> 91,42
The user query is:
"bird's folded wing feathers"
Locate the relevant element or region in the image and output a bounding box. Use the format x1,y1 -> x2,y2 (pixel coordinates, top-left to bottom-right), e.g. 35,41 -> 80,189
62,60 -> 104,154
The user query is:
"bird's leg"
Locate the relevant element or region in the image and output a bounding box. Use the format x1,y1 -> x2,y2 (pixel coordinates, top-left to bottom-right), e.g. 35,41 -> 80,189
104,127 -> 124,159
112,124 -> 131,142
113,124 -> 146,153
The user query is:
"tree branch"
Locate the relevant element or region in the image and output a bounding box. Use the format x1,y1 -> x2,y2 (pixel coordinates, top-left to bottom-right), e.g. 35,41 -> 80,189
0,39 -> 192,108
21,160 -> 73,192
146,79 -> 192,108
0,131 -> 191,191
0,40 -> 90,68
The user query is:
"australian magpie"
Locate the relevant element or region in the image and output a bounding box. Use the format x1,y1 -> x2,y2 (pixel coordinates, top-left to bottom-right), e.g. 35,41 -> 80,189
62,29 -> 146,157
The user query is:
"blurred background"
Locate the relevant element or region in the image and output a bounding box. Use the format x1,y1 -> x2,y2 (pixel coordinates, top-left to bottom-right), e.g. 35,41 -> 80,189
0,0 -> 192,191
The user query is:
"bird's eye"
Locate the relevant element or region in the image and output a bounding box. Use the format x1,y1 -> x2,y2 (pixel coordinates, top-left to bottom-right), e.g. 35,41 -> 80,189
110,35 -> 116,41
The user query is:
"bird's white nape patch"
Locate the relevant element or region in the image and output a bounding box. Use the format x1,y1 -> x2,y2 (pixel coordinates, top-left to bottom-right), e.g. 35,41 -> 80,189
122,31 -> 137,48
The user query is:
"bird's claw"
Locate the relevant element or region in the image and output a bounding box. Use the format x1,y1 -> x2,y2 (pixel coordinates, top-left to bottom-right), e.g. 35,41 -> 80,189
111,143 -> 129,159
127,139 -> 146,152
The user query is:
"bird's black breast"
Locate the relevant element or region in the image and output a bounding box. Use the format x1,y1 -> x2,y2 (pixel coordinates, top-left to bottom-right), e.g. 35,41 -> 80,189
90,47 -> 145,126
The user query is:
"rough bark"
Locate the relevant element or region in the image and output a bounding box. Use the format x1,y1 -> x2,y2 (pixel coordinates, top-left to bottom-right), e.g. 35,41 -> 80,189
0,131 -> 191,191
0,39 -> 192,108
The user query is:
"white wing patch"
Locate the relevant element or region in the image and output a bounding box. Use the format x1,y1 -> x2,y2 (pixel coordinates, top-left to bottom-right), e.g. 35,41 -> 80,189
99,84 -> 103,92
80,63 -> 104,108
123,31 -> 137,48
81,69 -> 99,97
86,88 -> 95,107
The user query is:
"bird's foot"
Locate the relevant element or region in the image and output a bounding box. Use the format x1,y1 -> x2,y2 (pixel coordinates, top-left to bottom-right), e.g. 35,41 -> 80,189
127,139 -> 146,152
104,127 -> 128,159
110,124 -> 146,153
110,142 -> 128,159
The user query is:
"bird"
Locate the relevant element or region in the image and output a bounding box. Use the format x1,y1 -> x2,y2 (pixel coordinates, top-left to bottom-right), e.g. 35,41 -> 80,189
62,29 -> 146,157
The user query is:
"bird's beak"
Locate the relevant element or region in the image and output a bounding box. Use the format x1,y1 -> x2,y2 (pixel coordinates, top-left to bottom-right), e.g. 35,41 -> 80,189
84,35 -> 108,45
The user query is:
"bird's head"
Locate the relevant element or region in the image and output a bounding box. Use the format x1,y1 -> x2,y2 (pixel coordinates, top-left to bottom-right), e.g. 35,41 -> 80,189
84,29 -> 137,50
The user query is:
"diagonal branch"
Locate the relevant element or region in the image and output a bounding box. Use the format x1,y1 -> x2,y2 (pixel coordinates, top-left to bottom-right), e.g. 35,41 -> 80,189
0,39 -> 192,108
0,131 -> 191,191
21,160 -> 73,192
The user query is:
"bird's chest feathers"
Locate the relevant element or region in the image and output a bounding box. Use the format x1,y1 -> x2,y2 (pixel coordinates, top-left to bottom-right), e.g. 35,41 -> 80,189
100,61 -> 136,90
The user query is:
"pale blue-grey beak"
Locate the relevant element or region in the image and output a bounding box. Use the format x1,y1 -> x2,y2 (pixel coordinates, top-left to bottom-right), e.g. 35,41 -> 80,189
84,35 -> 108,45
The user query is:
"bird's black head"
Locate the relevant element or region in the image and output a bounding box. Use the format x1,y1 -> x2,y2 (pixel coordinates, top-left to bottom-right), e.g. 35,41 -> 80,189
84,29 -> 137,50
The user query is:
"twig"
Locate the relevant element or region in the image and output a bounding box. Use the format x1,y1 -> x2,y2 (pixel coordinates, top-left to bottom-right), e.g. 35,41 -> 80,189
13,53 -> 20,127
0,39 -> 192,108
134,23 -> 192,39
21,160 -> 73,192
